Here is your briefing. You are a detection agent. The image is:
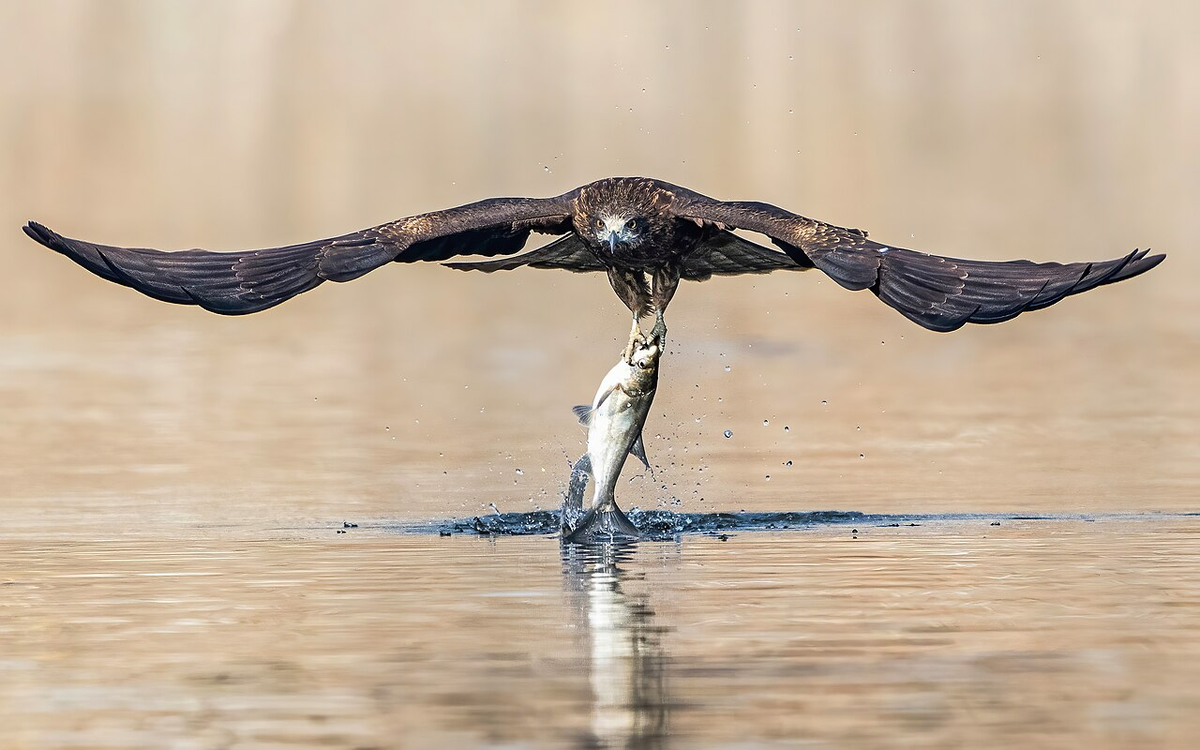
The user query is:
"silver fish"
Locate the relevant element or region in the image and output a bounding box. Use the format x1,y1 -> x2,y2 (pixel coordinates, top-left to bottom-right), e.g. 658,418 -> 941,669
562,331 -> 663,543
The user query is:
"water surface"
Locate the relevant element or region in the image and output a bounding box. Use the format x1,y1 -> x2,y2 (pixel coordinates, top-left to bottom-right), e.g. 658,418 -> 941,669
3,517 -> 1198,747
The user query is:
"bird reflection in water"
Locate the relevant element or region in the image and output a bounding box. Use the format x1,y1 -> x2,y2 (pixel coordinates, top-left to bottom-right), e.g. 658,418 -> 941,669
561,542 -> 672,748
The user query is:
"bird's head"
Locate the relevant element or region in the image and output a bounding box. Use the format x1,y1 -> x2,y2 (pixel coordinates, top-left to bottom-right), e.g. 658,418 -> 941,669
586,213 -> 647,254
573,177 -> 672,255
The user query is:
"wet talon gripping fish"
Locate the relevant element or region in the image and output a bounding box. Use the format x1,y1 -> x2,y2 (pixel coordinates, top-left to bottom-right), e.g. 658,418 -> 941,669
562,332 -> 663,544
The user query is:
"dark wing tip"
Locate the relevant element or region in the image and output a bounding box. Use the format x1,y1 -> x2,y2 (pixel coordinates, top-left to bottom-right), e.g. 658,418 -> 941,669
1111,248 -> 1165,282
24,220 -> 129,284
22,221 -> 334,313
869,244 -> 1167,333
24,221 -> 64,250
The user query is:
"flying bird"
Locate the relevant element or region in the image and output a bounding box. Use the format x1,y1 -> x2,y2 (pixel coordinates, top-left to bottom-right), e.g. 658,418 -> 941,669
24,176 -> 1162,339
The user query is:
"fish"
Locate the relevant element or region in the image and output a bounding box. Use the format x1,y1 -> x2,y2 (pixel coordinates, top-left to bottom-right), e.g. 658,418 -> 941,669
561,330 -> 663,544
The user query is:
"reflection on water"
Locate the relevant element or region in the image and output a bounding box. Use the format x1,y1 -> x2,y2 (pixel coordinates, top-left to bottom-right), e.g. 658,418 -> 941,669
4,519 -> 1199,746
562,543 -> 670,747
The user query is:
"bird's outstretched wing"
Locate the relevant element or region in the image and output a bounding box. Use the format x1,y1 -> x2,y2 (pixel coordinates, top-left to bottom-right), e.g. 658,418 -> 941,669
24,195 -> 574,314
443,235 -> 606,274
674,191 -> 1165,332
679,231 -> 807,281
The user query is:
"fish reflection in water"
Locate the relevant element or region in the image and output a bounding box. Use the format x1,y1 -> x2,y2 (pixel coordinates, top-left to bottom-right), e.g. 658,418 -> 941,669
561,542 -> 672,747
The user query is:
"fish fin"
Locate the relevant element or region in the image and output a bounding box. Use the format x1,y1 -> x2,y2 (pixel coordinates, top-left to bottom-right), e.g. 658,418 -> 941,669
560,454 -> 592,533
571,404 -> 594,427
630,432 -> 649,470
562,504 -> 642,544
593,381 -> 625,413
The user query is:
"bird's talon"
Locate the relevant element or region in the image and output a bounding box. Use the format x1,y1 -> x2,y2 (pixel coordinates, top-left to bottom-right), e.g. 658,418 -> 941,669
650,311 -> 667,347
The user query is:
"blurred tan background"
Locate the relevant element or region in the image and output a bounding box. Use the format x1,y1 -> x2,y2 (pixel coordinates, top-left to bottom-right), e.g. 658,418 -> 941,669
0,0 -> 1196,529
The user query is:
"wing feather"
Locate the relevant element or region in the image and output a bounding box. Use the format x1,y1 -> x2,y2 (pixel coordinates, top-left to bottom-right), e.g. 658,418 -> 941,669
443,235 -> 605,274
679,231 -> 806,281
24,194 -> 574,315
674,192 -> 1164,332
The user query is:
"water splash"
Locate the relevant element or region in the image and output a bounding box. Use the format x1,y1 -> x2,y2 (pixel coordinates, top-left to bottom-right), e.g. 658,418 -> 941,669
410,509 -> 884,539
395,510 -> 1140,540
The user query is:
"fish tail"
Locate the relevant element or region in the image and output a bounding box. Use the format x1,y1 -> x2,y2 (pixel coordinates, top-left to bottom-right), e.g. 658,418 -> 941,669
560,455 -> 592,534
562,502 -> 642,544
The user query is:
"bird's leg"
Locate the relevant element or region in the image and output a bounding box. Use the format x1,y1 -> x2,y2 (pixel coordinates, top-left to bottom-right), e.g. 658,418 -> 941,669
623,312 -> 643,362
609,267 -> 651,360
649,264 -> 680,348
650,307 -> 667,347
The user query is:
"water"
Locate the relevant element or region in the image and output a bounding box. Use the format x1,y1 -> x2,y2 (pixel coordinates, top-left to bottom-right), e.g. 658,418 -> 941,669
3,518 -> 1198,747
410,508 -> 1194,539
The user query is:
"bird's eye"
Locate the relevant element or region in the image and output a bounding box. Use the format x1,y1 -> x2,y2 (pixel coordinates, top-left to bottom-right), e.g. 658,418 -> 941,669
625,219 -> 638,231
593,218 -> 604,230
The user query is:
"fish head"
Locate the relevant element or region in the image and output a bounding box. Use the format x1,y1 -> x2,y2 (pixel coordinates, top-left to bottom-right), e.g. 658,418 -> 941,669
626,333 -> 661,374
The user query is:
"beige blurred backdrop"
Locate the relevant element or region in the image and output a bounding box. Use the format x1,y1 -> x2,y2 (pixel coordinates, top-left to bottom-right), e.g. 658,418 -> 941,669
0,0 -> 1196,528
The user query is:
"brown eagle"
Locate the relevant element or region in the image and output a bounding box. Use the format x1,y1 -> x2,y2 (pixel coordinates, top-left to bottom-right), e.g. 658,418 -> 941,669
24,176 -> 1162,339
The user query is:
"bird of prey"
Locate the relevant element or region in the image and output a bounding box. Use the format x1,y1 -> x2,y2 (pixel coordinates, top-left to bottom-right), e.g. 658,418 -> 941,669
24,176 -> 1162,341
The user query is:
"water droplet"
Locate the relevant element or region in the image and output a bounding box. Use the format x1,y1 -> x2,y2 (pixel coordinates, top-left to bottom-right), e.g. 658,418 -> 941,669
762,419 -> 769,426
765,475 -> 771,481
543,165 -> 550,172
783,425 -> 790,432
724,365 -> 731,372
821,400 -> 828,406
723,429 -> 733,439
515,468 -> 523,475
859,453 -> 865,459
785,460 -> 793,467
384,426 -> 390,431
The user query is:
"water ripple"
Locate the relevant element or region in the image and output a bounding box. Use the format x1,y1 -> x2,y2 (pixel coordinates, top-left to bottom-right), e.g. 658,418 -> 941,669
392,509 -> 1185,539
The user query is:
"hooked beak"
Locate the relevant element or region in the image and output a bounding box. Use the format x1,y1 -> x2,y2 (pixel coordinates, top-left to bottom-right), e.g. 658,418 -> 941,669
607,232 -> 617,253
